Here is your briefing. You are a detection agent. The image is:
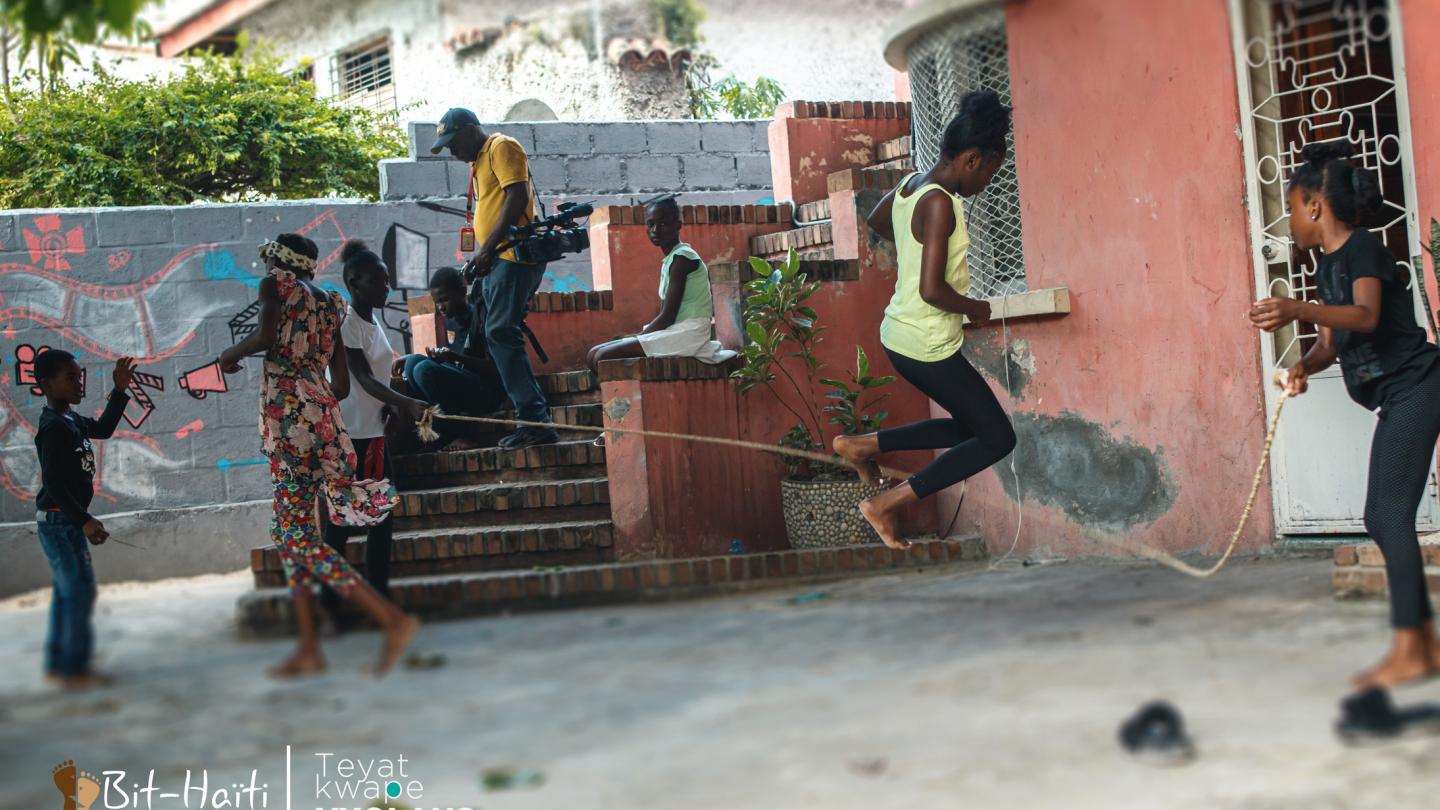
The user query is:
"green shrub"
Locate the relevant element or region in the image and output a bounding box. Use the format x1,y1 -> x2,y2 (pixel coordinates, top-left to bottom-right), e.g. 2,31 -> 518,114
0,48 -> 405,208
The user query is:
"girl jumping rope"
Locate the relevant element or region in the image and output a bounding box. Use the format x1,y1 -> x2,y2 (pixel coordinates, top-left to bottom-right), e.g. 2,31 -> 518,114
833,90 -> 1018,549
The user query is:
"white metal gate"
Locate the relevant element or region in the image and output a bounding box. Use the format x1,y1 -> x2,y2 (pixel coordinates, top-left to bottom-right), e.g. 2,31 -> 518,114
1230,0 -> 1440,533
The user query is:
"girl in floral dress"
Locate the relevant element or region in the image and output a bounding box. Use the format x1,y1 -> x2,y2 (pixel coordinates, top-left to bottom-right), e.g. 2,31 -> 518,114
220,234 -> 417,678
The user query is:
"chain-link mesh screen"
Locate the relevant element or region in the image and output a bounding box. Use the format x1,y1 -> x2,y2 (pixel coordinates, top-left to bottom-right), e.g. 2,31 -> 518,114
906,5 -> 1026,299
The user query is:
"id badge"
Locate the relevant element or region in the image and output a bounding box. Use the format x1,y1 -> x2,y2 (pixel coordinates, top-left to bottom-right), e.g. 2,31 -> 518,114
460,227 -> 476,252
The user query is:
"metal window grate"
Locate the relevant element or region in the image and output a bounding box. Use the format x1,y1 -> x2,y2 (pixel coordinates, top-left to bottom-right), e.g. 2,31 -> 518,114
334,37 -> 395,112
905,4 -> 1026,299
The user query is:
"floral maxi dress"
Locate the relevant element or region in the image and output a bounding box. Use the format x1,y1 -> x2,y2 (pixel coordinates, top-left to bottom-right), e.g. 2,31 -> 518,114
261,268 -> 397,594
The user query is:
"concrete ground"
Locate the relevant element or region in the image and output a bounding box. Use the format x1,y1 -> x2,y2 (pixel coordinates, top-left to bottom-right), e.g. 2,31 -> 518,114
2,557 -> 1438,809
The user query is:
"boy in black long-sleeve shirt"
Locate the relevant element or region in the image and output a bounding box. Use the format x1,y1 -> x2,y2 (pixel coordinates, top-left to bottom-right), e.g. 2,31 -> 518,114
33,350 -> 134,690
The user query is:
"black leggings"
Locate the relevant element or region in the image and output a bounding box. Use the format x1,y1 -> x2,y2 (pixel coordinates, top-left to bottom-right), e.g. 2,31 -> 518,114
1367,361 -> 1440,628
877,347 -> 1017,499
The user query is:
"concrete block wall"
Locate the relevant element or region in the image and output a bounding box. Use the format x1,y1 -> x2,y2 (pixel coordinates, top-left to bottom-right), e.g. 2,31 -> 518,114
386,119 -> 774,198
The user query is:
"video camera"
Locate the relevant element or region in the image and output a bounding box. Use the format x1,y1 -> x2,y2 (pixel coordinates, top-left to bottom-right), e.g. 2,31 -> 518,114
463,202 -> 593,285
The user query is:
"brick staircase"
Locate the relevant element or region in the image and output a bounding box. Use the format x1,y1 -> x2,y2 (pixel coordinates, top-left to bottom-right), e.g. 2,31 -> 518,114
239,368 -> 616,632
750,133 -> 913,263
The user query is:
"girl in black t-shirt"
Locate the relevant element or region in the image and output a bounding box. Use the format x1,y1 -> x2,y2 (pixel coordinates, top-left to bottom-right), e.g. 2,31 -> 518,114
1251,142 -> 1440,690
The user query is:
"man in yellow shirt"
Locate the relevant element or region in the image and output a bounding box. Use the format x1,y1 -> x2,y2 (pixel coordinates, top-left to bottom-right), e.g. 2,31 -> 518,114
432,107 -> 557,448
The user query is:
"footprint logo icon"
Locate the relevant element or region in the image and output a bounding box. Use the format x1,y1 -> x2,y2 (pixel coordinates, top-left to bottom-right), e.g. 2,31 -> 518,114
52,761 -> 77,810
76,771 -> 101,810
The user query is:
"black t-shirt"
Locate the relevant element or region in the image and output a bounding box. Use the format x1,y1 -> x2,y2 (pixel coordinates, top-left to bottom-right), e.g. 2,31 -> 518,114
1315,228 -> 1438,410
445,301 -> 491,361
35,390 -> 129,527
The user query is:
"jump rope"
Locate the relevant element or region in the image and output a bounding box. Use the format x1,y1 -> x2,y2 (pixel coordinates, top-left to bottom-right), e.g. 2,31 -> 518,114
413,359 -> 1288,580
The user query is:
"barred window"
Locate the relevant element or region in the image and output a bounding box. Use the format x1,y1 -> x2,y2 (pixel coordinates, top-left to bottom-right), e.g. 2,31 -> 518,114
905,4 -> 1025,299
333,36 -> 395,112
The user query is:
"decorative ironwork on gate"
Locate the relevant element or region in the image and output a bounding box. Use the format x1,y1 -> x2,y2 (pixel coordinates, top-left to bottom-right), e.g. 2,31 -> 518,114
1240,0 -> 1414,367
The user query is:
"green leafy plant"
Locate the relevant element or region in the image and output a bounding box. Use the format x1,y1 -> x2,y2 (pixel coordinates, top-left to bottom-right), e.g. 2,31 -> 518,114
732,248 -> 893,479
0,45 -> 405,207
691,74 -> 785,120
822,346 -> 895,435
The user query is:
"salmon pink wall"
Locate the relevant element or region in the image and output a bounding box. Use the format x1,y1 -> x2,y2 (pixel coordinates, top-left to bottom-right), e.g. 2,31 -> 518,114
930,0 -> 1273,557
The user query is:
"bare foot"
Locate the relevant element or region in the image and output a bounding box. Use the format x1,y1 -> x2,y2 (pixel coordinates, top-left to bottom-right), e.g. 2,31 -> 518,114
1352,652 -> 1438,690
47,672 -> 112,691
268,650 -> 327,679
833,434 -> 879,485
442,437 -> 482,452
54,759 -> 77,810
860,497 -> 910,550
375,614 -> 420,677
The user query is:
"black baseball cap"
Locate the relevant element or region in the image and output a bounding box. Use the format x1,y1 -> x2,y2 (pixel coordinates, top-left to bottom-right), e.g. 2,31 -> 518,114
431,107 -> 480,154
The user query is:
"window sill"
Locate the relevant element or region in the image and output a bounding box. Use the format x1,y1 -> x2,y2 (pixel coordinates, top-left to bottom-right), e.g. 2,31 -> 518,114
966,287 -> 1071,326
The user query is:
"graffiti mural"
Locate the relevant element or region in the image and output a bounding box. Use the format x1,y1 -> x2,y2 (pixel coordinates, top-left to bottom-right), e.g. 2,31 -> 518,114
0,201 -> 448,523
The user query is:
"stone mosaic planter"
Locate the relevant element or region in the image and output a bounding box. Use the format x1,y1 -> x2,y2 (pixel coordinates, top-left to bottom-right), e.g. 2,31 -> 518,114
780,478 -> 887,548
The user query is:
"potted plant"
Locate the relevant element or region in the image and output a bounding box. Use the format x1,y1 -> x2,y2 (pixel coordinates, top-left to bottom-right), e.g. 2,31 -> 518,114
731,248 -> 896,548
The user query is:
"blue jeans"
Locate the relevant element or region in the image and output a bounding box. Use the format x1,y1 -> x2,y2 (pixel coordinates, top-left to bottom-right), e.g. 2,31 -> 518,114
481,260 -> 551,423
403,355 -> 507,416
36,513 -> 97,676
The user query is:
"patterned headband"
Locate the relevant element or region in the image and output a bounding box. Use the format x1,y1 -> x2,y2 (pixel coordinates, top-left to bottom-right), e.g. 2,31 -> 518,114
258,240 -> 317,272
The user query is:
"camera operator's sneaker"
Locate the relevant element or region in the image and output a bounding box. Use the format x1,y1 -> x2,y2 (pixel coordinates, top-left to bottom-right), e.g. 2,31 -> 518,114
499,426 -> 559,449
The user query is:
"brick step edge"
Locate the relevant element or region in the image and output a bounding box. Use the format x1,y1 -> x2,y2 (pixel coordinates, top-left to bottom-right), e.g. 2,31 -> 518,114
236,535 -> 986,636
1334,542 -> 1440,568
394,439 -> 604,479
750,222 -> 832,256
397,477 -> 609,519
1333,566 -> 1440,598
795,199 -> 830,223
250,520 -> 616,576
877,135 -> 913,162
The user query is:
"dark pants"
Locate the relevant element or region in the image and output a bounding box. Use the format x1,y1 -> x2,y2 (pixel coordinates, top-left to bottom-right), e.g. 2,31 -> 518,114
877,347 -> 1017,500
481,259 -> 551,423
36,512 -> 97,676
321,436 -> 393,614
402,355 -> 507,416
1366,361 -> 1440,628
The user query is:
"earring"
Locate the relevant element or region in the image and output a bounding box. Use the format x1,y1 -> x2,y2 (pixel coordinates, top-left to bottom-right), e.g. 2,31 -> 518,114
1310,214 -> 1319,221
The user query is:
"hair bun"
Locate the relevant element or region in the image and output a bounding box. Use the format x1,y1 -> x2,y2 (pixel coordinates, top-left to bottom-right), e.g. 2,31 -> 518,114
1301,141 -> 1351,165
341,239 -> 371,262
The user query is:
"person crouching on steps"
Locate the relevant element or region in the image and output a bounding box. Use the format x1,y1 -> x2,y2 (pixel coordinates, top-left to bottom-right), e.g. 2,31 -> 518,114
586,195 -> 731,371
831,91 -> 1018,550
219,233 -> 418,677
33,351 -> 135,690
1250,142 -> 1440,690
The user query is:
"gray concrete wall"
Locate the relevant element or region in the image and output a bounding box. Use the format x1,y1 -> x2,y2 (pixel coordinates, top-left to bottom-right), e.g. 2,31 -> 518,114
1,500 -> 266,597
388,120 -> 774,198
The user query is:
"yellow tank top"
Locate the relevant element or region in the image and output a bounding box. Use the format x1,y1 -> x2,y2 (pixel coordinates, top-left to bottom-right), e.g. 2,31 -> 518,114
880,172 -> 971,362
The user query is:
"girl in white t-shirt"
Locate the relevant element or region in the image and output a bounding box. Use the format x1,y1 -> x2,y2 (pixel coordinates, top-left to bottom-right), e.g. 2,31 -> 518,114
320,241 -> 430,622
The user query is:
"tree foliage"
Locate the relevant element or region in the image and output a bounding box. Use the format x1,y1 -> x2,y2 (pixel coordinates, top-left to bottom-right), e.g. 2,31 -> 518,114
2,0 -> 149,42
691,74 -> 785,120
0,49 -> 406,208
